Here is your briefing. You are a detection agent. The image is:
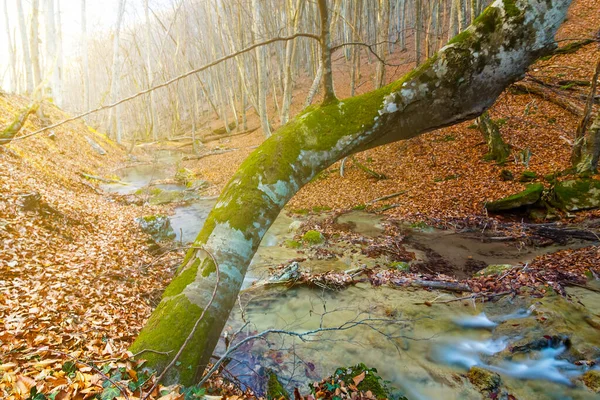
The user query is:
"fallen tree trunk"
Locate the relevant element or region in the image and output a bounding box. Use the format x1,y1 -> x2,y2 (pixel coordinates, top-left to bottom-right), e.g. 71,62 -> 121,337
130,0 -> 572,385
512,80 -> 583,116
0,103 -> 39,145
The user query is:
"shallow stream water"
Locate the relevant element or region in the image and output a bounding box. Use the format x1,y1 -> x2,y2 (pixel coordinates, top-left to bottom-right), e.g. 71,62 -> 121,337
103,153 -> 600,399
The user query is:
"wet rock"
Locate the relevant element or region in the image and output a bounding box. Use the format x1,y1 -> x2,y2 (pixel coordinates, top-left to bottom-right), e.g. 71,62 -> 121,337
135,215 -> 176,242
486,183 -> 544,212
467,366 -> 501,392
581,370 -> 600,392
510,335 -> 571,354
85,136 -> 107,155
287,220 -> 303,233
147,189 -> 199,205
550,179 -> 600,211
268,262 -> 300,283
188,179 -> 209,191
475,264 -> 512,277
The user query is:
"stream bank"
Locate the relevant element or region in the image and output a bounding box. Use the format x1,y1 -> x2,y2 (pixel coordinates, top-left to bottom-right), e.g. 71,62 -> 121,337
101,150 -> 600,399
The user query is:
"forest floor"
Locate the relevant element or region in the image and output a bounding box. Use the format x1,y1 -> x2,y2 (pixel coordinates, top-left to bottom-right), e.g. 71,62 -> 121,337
1,0 -> 600,399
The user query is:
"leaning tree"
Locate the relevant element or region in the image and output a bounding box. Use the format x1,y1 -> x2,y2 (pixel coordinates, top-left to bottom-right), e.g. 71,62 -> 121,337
130,0 -> 572,385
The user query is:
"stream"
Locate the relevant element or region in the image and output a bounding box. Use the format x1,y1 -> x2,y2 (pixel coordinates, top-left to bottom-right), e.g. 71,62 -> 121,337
102,153 -> 600,399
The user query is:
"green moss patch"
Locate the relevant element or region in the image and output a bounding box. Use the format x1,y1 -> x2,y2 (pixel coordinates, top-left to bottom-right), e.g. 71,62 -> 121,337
390,261 -> 410,272
266,369 -> 290,400
129,296 -> 206,385
302,230 -> 324,245
475,264 -> 512,277
519,170 -> 537,182
550,179 -> 600,211
284,239 -> 302,249
485,183 -> 544,212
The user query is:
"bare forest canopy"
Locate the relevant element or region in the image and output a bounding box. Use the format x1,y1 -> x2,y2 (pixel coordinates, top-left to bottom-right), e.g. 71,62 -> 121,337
2,0 -> 495,143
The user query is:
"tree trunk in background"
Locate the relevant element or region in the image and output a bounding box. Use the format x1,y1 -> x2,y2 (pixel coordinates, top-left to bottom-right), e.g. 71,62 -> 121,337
108,0 -> 126,143
318,0 -> 336,103
280,0 -> 304,125
575,112 -> 600,175
55,0 -> 64,107
251,0 -> 272,137
81,0 -> 90,112
130,0 -> 571,385
415,0 -> 422,65
573,58 -> 600,174
3,0 -> 17,93
30,0 -> 42,90
145,0 -> 158,141
478,111 -> 510,163
375,0 -> 390,88
17,0 -> 34,94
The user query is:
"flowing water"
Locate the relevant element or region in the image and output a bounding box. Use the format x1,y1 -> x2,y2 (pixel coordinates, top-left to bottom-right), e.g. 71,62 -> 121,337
103,153 -> 600,399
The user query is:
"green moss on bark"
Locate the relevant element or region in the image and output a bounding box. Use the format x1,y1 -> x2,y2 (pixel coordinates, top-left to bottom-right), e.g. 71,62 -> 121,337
129,296 -> 206,385
163,259 -> 200,298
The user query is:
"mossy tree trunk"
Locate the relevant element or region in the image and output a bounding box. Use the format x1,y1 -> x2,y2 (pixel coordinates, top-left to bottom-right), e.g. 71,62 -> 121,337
130,0 -> 572,386
574,111 -> 600,175
478,111 -> 510,163
572,58 -> 600,174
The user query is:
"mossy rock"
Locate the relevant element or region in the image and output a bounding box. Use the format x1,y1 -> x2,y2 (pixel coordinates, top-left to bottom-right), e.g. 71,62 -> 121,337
175,167 -> 195,185
582,370 -> 600,392
265,369 -> 290,400
485,183 -> 544,212
284,239 -> 302,249
188,179 -> 209,190
390,261 -> 410,272
550,179 -> 600,211
475,264 -> 512,277
467,367 -> 501,392
135,215 -> 176,242
149,190 -> 184,205
135,187 -> 163,196
302,230 -> 324,245
519,170 -> 537,182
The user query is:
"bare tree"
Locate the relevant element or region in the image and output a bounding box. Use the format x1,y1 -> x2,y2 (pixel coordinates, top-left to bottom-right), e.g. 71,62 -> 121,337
251,0 -> 271,137
2,0 -> 17,93
107,0 -> 126,143
145,0 -> 158,141
16,0 -> 34,94
81,0 -> 90,112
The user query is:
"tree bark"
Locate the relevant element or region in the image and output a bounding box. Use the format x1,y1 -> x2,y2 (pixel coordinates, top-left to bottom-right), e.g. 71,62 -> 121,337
17,0 -> 34,94
251,0 -> 272,137
81,0 -> 90,112
478,111 -> 510,163
318,0 -> 336,104
30,0 -> 42,89
108,0 -> 126,143
3,0 -> 17,93
144,0 -> 158,141
572,58 -> 600,172
130,0 -> 572,386
375,0 -> 390,88
280,0 -> 304,125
